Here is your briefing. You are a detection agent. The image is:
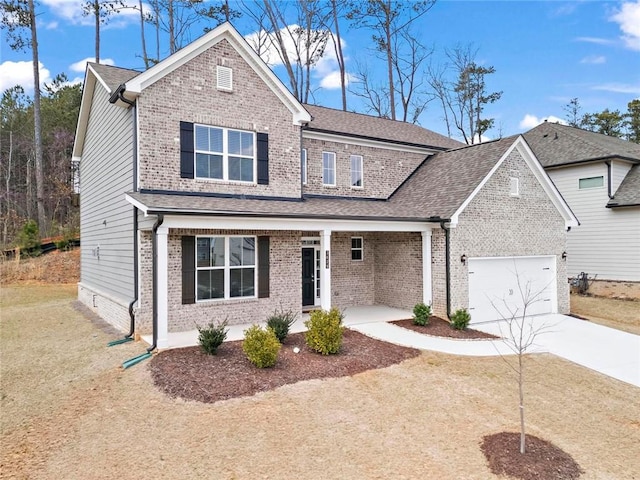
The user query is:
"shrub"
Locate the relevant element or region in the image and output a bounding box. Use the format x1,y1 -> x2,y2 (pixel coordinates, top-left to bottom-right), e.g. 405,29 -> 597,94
304,308 -> 344,355
18,220 -> 41,256
243,325 -> 281,368
266,307 -> 298,343
197,320 -> 228,355
451,308 -> 471,330
412,302 -> 432,326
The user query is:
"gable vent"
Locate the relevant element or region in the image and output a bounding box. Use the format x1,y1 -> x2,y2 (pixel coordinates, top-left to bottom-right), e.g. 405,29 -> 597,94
217,65 -> 233,91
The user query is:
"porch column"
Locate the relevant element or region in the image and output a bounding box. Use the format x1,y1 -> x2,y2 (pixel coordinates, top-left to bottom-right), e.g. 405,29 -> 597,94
320,229 -> 332,310
422,229 -> 433,306
156,225 -> 169,349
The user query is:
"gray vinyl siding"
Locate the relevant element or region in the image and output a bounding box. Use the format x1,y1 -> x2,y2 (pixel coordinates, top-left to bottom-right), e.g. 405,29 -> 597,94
80,82 -> 135,301
548,163 -> 640,281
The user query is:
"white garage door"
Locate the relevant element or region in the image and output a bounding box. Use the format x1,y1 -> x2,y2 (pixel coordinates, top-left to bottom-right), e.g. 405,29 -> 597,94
468,256 -> 556,323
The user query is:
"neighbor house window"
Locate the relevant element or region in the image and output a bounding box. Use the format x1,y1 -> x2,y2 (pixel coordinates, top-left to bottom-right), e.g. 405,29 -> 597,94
195,125 -> 254,182
350,155 -> 363,188
510,177 -> 519,196
351,237 -> 363,261
578,176 -> 604,189
216,66 -> 232,91
302,149 -> 307,185
196,236 -> 256,301
323,151 -> 336,186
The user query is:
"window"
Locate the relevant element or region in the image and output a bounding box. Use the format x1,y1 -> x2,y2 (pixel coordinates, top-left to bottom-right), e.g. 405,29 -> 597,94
302,149 -> 307,185
351,237 -> 363,261
322,151 -> 336,186
216,66 -> 232,91
350,155 -> 363,188
579,176 -> 604,189
510,177 -> 519,196
196,236 -> 256,301
195,125 -> 254,182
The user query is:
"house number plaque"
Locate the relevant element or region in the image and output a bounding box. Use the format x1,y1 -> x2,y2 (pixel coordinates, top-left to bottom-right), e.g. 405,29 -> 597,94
325,250 -> 330,269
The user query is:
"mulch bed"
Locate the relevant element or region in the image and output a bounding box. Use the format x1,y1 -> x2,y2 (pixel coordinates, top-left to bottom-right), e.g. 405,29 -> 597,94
391,316 -> 499,339
149,330 -> 420,403
481,432 -> 584,480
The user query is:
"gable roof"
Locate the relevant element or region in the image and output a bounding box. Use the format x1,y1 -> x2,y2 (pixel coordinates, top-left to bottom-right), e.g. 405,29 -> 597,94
390,135 -> 578,227
524,121 -> 640,168
608,164 -> 640,208
89,62 -> 140,93
123,22 -> 310,125
303,104 -> 463,150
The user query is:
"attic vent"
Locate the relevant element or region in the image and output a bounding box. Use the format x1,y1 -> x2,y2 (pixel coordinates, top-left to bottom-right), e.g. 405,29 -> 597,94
510,177 -> 520,196
216,65 -> 232,91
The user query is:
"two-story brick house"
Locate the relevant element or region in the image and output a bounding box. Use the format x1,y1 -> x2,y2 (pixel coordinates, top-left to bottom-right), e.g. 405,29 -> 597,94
73,23 -> 577,349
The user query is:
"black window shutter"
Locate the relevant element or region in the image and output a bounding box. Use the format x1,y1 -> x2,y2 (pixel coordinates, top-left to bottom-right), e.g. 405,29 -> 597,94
257,236 -> 270,298
180,121 -> 194,179
181,236 -> 196,304
257,132 -> 269,185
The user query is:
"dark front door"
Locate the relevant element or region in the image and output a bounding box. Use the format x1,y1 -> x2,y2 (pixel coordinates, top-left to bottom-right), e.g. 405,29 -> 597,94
302,248 -> 315,306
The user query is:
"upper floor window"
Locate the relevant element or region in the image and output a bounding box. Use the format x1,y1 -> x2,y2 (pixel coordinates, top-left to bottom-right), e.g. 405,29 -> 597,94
350,155 -> 363,188
195,125 -> 254,182
302,149 -> 307,185
578,176 -> 604,189
196,236 -> 256,301
323,151 -> 336,186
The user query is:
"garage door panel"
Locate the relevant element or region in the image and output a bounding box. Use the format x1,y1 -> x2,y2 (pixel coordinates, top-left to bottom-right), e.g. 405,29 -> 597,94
468,256 -> 555,323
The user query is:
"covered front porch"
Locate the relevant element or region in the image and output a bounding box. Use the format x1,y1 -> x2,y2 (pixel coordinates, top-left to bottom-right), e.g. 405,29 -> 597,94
142,305 -> 413,350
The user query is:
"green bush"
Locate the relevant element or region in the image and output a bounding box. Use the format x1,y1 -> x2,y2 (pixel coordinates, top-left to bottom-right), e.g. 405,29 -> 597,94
18,219 -> 41,256
243,325 -> 281,368
197,320 -> 228,355
451,308 -> 471,330
266,307 -> 298,343
304,308 -> 344,355
412,302 -> 432,326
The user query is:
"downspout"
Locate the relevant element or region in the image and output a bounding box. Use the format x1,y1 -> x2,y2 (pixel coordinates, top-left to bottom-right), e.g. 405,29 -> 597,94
440,220 -> 452,320
605,161 -> 614,199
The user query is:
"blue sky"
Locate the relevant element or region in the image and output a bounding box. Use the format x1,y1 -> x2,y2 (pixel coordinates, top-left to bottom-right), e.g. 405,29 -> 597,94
1,0 -> 639,140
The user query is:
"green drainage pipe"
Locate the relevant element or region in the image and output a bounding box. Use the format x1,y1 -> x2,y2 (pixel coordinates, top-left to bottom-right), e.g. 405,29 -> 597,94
107,337 -> 134,347
122,352 -> 152,369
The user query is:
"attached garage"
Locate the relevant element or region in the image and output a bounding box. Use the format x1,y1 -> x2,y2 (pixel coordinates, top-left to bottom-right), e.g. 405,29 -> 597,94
468,256 -> 557,323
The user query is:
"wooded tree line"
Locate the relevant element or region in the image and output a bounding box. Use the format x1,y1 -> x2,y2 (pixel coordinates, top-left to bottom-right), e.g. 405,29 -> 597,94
564,98 -> 640,143
1,0 -> 637,248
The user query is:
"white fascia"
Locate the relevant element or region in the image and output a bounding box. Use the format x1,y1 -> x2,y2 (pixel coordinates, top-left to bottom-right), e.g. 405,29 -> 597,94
303,130 -> 438,156
125,194 -> 149,214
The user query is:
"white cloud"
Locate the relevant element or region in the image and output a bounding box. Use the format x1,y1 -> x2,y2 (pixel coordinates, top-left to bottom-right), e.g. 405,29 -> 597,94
610,0 -> 640,50
519,114 -> 566,130
40,0 -> 144,27
575,36 -> 615,46
580,55 -> 606,64
69,57 -> 115,73
320,71 -> 353,89
0,60 -> 52,93
592,83 -> 640,95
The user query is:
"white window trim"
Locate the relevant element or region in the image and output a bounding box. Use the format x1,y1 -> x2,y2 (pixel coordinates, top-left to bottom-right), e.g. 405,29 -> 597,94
302,148 -> 308,185
194,124 -> 256,184
351,236 -> 364,261
578,176 -> 605,189
322,151 -> 336,187
350,154 -> 363,189
195,235 -> 257,302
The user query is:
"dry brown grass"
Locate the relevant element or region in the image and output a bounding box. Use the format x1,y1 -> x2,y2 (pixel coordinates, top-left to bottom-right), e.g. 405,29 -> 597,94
0,248 -> 80,285
571,294 -> 640,335
1,285 -> 639,479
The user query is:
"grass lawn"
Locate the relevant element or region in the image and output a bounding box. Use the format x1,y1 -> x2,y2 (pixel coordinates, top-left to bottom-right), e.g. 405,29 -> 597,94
1,285 -> 639,479
571,294 -> 640,335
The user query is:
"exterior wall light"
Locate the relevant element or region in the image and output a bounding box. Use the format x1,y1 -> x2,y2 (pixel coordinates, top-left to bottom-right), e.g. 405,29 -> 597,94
561,251 -> 567,260
461,254 -> 467,265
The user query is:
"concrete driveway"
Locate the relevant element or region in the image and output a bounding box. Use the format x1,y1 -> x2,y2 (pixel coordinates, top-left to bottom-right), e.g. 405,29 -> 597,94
474,314 -> 640,387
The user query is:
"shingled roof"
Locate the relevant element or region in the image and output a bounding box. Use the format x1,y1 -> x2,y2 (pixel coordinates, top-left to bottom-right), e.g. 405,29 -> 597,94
89,62 -> 140,93
389,136 -> 517,220
303,104 -> 463,150
524,121 -> 640,168
608,164 -> 640,208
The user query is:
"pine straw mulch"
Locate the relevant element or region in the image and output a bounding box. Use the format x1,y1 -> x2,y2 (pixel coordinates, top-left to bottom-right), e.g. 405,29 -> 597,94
481,432 -> 584,480
149,329 -> 420,404
391,315 -> 499,339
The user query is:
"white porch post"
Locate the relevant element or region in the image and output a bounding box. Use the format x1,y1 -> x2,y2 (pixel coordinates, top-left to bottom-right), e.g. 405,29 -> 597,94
320,229 -> 332,310
156,225 -> 169,349
422,229 -> 433,306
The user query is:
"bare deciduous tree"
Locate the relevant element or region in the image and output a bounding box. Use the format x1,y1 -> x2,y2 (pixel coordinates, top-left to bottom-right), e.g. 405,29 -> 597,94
82,0 -> 124,64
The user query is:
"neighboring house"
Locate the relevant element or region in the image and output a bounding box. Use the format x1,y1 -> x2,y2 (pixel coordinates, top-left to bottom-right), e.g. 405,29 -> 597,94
72,23 -> 577,348
524,122 -> 640,282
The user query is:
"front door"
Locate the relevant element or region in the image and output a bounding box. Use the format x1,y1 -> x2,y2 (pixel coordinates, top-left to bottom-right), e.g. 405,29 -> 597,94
302,247 -> 315,306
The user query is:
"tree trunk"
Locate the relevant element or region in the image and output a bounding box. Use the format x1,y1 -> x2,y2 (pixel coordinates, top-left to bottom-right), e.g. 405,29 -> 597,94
330,0 -> 346,111
139,0 -> 150,68
94,0 -> 100,63
384,10 -> 395,120
168,0 -> 175,54
519,352 -> 525,453
29,0 -> 45,235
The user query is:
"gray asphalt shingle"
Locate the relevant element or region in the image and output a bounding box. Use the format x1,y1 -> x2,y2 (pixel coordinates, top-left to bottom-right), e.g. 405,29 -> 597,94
609,164 -> 640,207
90,62 -> 140,93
